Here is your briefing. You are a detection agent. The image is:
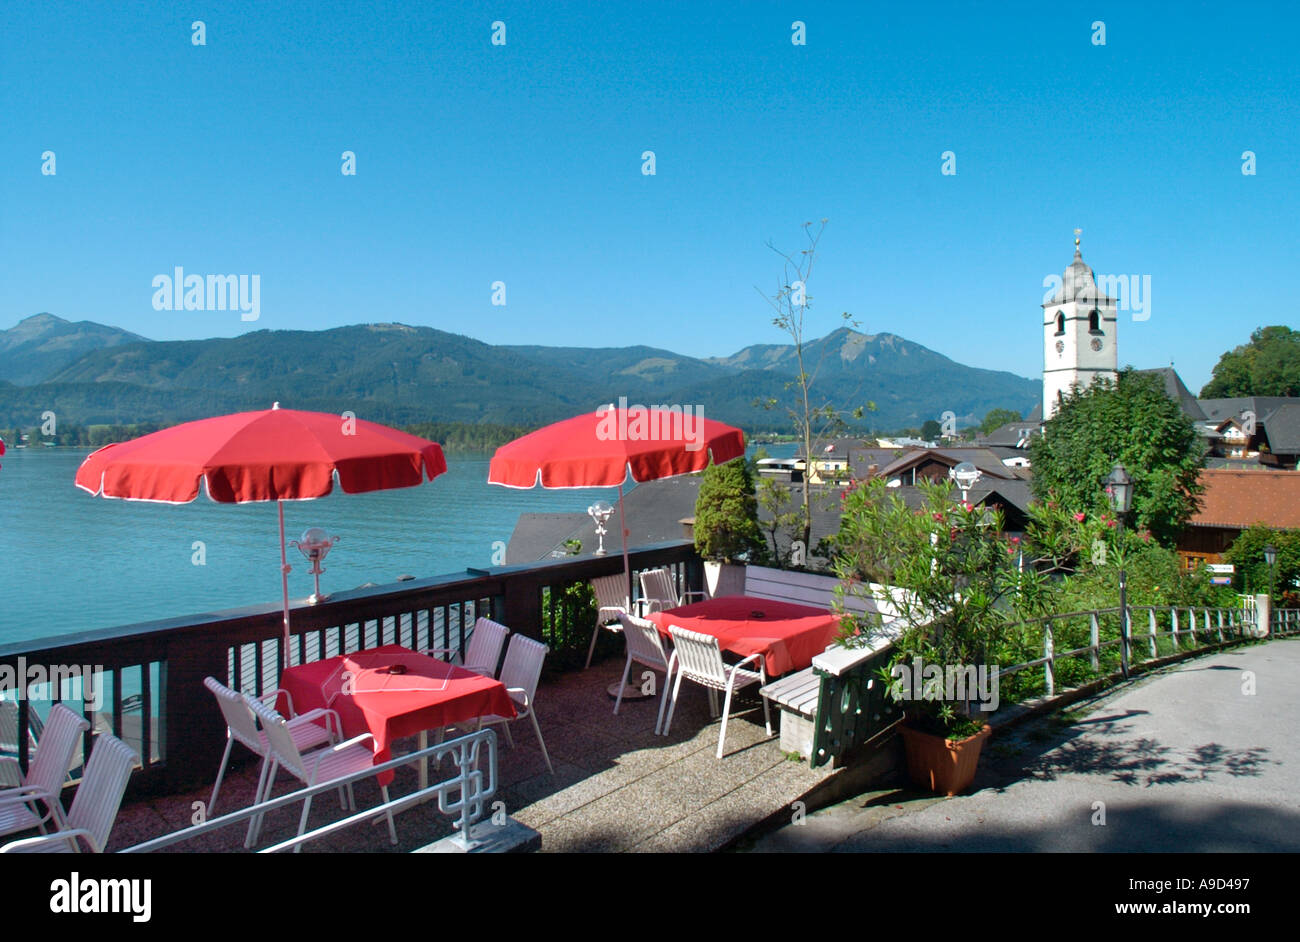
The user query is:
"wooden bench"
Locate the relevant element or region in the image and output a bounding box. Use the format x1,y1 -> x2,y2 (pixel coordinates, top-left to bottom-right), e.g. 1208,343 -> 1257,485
747,566 -> 905,759
742,564 -> 899,620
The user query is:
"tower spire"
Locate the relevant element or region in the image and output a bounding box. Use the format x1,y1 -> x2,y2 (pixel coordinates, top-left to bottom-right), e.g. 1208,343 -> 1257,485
1074,227 -> 1082,257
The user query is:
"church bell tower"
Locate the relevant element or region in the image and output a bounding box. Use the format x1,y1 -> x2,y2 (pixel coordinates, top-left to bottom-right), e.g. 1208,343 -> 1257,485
1042,232 -> 1118,419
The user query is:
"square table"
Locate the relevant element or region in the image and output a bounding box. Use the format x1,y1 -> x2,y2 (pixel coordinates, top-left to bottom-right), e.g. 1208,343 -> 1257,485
277,644 -> 516,786
646,596 -> 842,676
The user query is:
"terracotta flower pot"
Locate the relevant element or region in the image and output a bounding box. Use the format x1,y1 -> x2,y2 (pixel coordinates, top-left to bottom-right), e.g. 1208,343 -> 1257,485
900,723 -> 992,796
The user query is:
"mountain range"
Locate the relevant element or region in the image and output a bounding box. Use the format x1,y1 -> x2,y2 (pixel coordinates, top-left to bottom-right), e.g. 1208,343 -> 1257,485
0,313 -> 1039,433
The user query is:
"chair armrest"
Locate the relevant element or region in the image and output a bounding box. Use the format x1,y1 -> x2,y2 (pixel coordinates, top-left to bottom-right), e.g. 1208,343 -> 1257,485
681,590 -> 708,602
422,648 -> 464,665
261,688 -> 295,717
728,653 -> 766,683
504,687 -> 532,710
1,827 -> 99,853
330,732 -> 377,754
0,785 -> 55,808
288,707 -> 342,741
641,598 -> 670,614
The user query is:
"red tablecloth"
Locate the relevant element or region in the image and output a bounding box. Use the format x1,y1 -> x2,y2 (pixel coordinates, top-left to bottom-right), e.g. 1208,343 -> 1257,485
277,645 -> 516,785
646,596 -> 841,676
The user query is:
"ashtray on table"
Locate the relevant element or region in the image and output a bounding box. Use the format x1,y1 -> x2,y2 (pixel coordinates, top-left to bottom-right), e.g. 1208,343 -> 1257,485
750,611 -> 766,619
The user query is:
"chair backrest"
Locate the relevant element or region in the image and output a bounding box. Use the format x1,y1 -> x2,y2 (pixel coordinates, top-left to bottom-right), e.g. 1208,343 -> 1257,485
465,617 -> 511,674
616,613 -> 669,670
667,626 -> 729,686
639,567 -> 679,608
0,699 -> 20,755
204,676 -> 265,755
591,573 -> 629,616
65,733 -> 138,851
498,635 -> 548,705
245,696 -> 307,780
25,703 -> 91,796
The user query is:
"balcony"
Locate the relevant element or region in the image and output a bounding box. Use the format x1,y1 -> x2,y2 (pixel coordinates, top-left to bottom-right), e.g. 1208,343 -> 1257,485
0,540 -> 848,853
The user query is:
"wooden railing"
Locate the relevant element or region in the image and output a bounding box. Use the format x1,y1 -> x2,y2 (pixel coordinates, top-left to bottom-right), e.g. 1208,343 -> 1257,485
0,540 -> 701,798
806,600 -> 1282,769
996,604 -> 1253,702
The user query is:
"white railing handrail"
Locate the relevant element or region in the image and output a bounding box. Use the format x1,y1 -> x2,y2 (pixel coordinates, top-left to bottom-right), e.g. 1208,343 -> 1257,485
121,728 -> 497,853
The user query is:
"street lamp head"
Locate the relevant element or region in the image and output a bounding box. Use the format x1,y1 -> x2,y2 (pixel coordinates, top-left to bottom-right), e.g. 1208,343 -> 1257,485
1264,543 -> 1277,568
950,461 -> 982,493
1105,462 -> 1133,515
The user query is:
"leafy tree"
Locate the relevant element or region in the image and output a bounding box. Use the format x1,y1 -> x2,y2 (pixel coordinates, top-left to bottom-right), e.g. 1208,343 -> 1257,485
693,458 -> 764,563
920,419 -> 941,441
1224,525 -> 1300,601
1028,369 -> 1205,546
1201,326 -> 1300,398
980,408 -> 1022,435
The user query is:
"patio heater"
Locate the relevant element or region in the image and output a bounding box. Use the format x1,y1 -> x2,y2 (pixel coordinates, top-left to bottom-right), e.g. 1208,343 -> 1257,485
1264,543 -> 1277,599
292,527 -> 340,604
588,501 -> 615,555
1105,463 -> 1133,678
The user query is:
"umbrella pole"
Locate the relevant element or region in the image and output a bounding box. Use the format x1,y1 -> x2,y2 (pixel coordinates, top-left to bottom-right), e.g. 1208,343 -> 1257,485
619,483 -> 631,610
279,500 -> 291,670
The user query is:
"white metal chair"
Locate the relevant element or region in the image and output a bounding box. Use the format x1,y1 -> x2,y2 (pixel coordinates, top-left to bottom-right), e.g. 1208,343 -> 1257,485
639,567 -> 706,614
0,703 -> 91,840
0,732 -> 138,853
203,676 -> 341,818
661,626 -> 772,759
425,616 -> 510,676
585,573 -> 631,669
474,634 -> 553,774
613,613 -> 673,730
244,695 -> 397,852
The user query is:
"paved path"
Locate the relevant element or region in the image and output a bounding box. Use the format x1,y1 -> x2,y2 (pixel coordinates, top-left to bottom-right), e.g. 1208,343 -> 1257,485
744,638 -> 1300,852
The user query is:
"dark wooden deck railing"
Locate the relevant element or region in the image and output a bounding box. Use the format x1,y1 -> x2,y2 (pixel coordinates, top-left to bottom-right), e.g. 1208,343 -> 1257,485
0,540 -> 701,798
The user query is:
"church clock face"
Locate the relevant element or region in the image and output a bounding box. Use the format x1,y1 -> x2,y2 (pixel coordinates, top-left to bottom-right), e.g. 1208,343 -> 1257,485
1090,338 -> 1103,352
1055,340 -> 1064,355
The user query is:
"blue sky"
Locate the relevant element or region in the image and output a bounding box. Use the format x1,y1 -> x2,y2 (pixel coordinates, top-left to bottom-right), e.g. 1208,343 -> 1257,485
2,1 -> 1296,394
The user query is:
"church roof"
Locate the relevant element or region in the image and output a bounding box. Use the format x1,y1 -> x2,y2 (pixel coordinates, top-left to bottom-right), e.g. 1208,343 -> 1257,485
1042,245 -> 1116,307
1134,367 -> 1207,421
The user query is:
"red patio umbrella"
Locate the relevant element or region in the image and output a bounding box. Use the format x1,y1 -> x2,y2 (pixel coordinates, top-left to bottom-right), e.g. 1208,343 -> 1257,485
75,404 -> 447,666
487,403 -> 746,605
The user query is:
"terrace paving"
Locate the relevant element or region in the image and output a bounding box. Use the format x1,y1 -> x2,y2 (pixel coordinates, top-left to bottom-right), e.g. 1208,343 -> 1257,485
100,655 -> 838,853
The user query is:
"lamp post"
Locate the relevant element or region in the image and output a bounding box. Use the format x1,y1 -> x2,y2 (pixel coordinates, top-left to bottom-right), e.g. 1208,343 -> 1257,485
290,527 -> 340,604
1264,543 -> 1277,600
949,461 -> 983,504
588,501 -> 614,555
1105,463 -> 1134,678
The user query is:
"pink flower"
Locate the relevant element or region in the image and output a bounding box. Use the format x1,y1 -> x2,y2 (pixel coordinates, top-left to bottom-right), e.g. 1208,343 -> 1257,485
962,502 -> 974,512
1074,513 -> 1086,522
932,512 -> 944,521
1105,519 -> 1117,529
1010,536 -> 1021,544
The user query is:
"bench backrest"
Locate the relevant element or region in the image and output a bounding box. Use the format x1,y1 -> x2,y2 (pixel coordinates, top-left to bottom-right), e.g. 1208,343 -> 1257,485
742,565 -> 901,621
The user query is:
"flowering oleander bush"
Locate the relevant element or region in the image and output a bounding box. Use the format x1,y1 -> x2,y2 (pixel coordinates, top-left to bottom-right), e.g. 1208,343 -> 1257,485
828,479 -> 1044,738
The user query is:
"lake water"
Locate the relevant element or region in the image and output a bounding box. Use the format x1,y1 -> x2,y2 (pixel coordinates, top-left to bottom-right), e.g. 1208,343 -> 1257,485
0,445 -> 791,647
0,448 -> 624,645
